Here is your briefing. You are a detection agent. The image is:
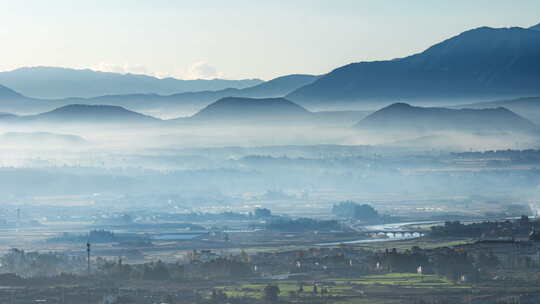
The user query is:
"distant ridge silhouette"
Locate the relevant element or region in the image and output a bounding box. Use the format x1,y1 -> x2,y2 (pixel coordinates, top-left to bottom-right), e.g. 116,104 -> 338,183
288,27 -> 540,108
354,103 -> 538,133
0,66 -> 263,99
190,97 -> 311,122
16,104 -> 160,124
0,84 -> 25,100
0,73 -> 318,116
457,96 -> 540,124
61,73 -> 319,109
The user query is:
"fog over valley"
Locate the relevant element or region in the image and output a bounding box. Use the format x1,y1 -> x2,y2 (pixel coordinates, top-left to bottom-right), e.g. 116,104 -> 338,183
0,3 -> 540,303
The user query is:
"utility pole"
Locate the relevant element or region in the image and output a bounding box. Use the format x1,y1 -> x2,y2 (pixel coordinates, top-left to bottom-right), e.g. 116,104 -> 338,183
87,242 -> 91,276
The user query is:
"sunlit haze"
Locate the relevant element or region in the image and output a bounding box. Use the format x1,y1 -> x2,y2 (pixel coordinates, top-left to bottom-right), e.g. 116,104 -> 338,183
0,2 -> 540,303
0,0 -> 538,79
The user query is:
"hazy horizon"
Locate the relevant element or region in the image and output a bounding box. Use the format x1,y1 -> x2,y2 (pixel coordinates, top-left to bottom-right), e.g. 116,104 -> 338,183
0,0 -> 538,81
2,3 -> 540,303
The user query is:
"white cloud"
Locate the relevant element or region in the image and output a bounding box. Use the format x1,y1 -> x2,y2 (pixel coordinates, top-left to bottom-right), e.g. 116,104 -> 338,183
183,61 -> 224,80
91,62 -> 153,76
0,64 -> 18,72
81,61 -> 226,80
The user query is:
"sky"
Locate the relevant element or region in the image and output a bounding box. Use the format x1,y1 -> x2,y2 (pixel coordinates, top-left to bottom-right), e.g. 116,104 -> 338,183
0,0 -> 539,80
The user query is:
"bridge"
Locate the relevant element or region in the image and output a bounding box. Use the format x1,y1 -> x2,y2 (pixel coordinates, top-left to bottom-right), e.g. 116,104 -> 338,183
364,230 -> 425,238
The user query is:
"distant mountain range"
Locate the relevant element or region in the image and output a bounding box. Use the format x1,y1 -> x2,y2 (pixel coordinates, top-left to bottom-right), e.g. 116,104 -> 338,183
234,74 -> 319,98
288,26 -> 540,109
457,97 -> 540,124
0,97 -> 365,128
1,23 -> 540,118
0,73 -> 319,117
0,84 -> 24,100
34,104 -> 160,123
183,96 -> 367,126
1,97 -> 535,134
0,85 -> 50,114
189,97 -> 311,122
355,103 -> 538,133
0,67 -> 263,99
0,104 -> 159,125
62,74 -> 320,115
0,97 -> 536,137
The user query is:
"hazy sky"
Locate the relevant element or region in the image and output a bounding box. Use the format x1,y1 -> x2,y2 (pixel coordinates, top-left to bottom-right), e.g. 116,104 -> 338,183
0,0 -> 538,80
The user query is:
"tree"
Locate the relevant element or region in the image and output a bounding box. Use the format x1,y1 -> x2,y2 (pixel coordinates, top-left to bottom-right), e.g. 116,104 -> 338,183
332,201 -> 379,221
352,204 -> 379,220
263,284 -> 280,303
142,260 -> 171,281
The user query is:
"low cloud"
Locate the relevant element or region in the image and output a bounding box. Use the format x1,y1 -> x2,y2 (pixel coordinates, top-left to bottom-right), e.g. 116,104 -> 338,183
183,61 -> 224,80
92,62 -> 153,76
90,61 -> 225,80
0,64 -> 18,72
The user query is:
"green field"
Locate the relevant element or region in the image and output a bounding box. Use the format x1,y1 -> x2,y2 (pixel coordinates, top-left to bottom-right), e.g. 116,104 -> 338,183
215,272 -> 470,302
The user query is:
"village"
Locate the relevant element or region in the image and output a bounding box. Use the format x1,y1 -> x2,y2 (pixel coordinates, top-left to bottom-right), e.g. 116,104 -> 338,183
1,212 -> 540,303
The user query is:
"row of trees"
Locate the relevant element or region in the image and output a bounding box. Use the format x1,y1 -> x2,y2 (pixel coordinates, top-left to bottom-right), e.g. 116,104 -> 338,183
0,249 -> 86,277
98,257 -> 253,281
370,247 -> 499,282
430,216 -> 537,238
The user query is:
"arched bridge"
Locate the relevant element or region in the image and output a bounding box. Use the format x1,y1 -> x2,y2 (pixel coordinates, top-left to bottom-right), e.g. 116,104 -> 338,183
365,230 -> 425,238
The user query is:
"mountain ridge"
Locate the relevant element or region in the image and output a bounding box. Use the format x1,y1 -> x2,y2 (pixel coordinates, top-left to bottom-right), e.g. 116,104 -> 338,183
12,104 -> 161,125
189,97 -> 311,122
67,73 -> 319,108
287,26 -> 540,109
0,73 -> 318,117
0,84 -> 25,100
354,103 -> 538,133
0,66 -> 263,99
456,96 -> 540,124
